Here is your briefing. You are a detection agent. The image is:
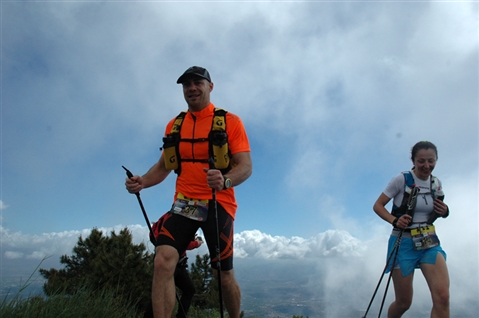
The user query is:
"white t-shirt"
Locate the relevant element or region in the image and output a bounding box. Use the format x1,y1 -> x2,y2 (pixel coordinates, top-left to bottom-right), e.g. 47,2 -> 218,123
383,171 -> 442,225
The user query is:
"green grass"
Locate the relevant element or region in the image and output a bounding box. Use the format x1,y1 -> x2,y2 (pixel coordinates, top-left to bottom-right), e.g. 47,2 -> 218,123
1,288 -> 306,318
1,258 -> 140,318
1,288 -> 140,318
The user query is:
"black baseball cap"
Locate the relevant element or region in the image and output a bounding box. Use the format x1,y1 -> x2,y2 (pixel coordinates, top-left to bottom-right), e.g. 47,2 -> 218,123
176,66 -> 211,84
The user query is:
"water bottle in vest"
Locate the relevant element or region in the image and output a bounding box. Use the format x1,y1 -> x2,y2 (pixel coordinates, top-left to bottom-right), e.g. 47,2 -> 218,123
211,131 -> 229,169
162,135 -> 179,171
434,186 -> 444,202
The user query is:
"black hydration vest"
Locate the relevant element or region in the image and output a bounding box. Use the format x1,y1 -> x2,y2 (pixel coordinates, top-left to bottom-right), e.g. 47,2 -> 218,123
391,171 -> 444,224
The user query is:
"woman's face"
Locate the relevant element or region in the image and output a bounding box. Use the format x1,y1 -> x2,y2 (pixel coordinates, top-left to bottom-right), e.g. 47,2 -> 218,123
413,148 -> 437,180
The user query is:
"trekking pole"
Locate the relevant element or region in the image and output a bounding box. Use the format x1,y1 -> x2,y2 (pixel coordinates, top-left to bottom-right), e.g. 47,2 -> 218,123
122,166 -> 155,237
122,166 -> 187,317
362,231 -> 403,318
377,186 -> 419,317
376,230 -> 403,318
209,159 -> 225,318
362,185 -> 419,318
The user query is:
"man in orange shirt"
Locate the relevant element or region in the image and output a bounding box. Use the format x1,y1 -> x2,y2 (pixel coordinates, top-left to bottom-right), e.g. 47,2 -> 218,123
125,66 -> 252,318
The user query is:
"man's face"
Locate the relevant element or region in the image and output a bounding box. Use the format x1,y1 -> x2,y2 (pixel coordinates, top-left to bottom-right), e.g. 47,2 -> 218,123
181,77 -> 213,111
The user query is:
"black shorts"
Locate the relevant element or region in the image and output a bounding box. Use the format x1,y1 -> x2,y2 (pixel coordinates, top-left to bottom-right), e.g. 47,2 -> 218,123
155,202 -> 235,271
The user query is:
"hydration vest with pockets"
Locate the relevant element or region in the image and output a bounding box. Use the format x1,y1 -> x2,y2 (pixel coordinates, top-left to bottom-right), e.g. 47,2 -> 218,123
162,108 -> 232,176
391,171 -> 444,223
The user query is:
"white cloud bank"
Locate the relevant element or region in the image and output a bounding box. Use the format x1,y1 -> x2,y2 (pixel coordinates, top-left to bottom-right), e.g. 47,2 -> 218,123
234,229 -> 365,259
1,224 -> 367,262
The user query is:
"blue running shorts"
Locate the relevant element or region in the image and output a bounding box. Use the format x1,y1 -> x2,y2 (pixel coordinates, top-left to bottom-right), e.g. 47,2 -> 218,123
385,234 -> 446,277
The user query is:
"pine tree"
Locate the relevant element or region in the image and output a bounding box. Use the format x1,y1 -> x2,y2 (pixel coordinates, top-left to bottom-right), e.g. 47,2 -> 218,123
40,227 -> 154,313
189,253 -> 220,311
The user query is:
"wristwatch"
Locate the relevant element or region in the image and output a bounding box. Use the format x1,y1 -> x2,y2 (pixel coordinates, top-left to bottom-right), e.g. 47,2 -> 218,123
223,177 -> 232,190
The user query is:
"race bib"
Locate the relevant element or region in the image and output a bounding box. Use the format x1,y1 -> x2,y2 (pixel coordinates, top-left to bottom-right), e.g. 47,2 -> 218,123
411,225 -> 439,250
170,193 -> 208,221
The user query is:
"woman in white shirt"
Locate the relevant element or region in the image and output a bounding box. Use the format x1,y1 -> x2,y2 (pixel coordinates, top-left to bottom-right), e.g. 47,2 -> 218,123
373,141 -> 450,318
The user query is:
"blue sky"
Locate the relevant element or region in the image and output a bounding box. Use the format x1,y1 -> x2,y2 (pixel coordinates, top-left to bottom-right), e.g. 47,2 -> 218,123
1,1 -> 478,316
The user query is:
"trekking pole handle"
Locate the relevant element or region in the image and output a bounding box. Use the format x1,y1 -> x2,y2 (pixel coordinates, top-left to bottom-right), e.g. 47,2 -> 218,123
122,165 -> 134,179
122,165 -> 140,195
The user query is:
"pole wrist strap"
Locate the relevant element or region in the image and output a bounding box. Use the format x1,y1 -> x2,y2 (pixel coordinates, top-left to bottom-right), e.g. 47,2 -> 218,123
392,217 -> 399,227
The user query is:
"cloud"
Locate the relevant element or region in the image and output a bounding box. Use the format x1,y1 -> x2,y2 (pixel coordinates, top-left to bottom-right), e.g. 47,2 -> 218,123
0,200 -> 8,210
234,230 -> 310,259
0,224 -> 154,263
4,251 -> 23,260
234,229 -> 365,259
1,224 -> 367,263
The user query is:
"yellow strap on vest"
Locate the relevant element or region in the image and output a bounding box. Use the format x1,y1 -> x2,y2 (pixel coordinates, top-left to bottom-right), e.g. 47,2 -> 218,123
171,114 -> 185,134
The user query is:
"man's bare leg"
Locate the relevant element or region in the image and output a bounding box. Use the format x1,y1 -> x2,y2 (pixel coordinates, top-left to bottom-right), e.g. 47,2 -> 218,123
214,269 -> 241,318
152,245 -> 179,318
